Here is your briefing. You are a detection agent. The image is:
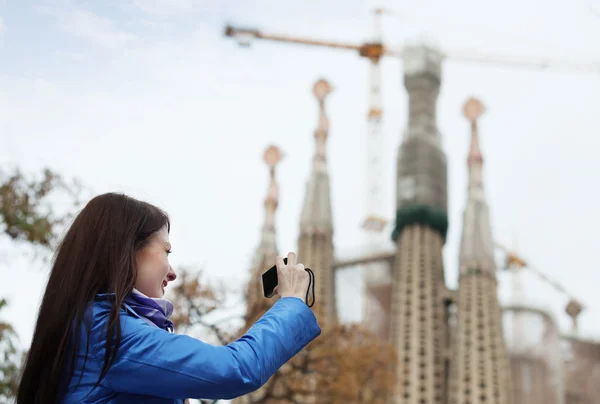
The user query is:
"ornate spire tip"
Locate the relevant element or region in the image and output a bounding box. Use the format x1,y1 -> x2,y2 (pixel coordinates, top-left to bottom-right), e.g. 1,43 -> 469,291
313,79 -> 332,101
463,97 -> 485,122
263,145 -> 283,169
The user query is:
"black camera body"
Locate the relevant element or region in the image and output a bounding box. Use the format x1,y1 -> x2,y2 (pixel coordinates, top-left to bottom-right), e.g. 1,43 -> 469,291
262,258 -> 285,298
262,258 -> 315,307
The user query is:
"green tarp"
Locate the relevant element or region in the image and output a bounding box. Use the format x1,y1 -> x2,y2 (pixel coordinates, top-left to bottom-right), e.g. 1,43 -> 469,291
391,204 -> 448,243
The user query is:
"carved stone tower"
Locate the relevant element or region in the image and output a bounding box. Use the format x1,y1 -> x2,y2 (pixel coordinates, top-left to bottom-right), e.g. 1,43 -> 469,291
449,98 -> 512,404
390,45 -> 449,404
233,145 -> 283,404
244,145 -> 283,325
297,78 -> 337,327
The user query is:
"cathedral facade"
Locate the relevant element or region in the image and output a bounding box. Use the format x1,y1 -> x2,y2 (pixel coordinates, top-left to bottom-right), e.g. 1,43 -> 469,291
234,45 -> 600,404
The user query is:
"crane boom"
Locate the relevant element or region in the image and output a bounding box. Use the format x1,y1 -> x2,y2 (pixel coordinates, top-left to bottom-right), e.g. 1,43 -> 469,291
446,48 -> 600,74
225,25 -> 362,51
495,242 -> 581,301
224,25 -> 391,59
224,24 -> 600,74
225,25 -> 361,50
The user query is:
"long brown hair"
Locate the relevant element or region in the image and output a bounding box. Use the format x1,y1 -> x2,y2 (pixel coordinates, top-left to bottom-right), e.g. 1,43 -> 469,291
16,192 -> 170,403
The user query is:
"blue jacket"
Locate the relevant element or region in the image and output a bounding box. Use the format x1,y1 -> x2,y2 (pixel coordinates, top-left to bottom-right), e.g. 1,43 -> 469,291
62,296 -> 321,403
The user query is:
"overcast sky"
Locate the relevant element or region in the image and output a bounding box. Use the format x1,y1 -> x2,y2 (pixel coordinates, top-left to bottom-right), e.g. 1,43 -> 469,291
1,0 -> 600,352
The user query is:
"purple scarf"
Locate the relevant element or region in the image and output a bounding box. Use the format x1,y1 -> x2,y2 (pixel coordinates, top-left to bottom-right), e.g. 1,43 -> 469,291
123,289 -> 175,333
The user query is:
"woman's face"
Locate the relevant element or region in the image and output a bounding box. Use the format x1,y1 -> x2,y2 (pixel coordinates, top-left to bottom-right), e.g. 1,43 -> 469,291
135,226 -> 176,298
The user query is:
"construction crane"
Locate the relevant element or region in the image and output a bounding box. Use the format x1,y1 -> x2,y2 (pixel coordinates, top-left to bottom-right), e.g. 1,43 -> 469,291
495,242 -> 585,334
224,11 -> 600,237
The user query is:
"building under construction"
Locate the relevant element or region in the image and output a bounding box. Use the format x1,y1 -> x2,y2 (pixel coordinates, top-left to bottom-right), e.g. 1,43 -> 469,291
226,20 -> 600,404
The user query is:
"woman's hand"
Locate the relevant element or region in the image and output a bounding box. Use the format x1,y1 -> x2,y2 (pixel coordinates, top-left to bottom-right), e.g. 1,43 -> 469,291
274,252 -> 310,303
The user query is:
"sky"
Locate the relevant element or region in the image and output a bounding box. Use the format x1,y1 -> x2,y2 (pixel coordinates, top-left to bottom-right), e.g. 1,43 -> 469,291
1,0 -> 600,355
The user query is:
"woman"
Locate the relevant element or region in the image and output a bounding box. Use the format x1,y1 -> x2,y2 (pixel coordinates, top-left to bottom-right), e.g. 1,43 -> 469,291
16,192 -> 320,403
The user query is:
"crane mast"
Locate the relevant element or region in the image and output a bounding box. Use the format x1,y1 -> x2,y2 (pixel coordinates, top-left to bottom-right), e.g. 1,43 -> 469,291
363,8 -> 388,233
363,9 -> 387,234
362,8 -> 392,337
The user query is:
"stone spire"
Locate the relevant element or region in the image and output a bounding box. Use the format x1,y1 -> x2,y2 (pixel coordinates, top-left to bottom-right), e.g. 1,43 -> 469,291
390,45 -> 449,404
298,78 -> 336,326
458,98 -> 495,276
259,145 -> 282,255
299,78 -> 333,233
233,146 -> 285,404
449,98 -> 513,404
245,145 -> 283,324
394,46 -> 448,216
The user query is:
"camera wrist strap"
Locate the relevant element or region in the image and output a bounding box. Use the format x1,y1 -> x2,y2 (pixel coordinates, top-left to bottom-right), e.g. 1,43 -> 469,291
305,268 -> 315,308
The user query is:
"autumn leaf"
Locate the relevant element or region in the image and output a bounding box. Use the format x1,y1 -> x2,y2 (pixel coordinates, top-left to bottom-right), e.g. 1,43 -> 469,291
0,167 -> 83,249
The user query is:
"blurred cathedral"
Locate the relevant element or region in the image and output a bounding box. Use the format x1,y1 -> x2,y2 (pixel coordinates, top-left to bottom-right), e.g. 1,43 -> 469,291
234,45 -> 600,404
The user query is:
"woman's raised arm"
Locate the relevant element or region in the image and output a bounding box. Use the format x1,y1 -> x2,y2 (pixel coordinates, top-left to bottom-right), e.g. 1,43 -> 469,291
89,296 -> 320,400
